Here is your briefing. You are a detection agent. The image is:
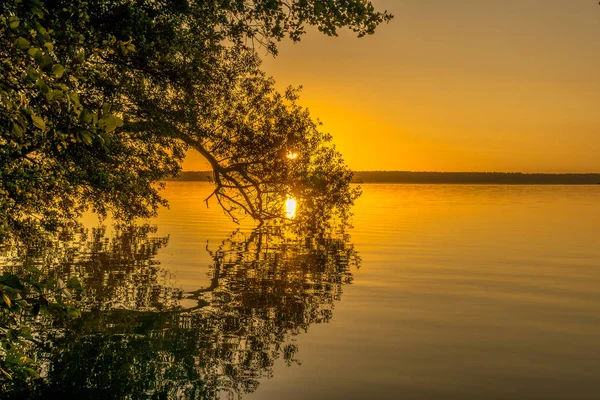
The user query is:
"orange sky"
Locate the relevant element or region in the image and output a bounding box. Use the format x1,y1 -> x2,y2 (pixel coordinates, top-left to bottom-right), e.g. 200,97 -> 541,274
183,0 -> 600,173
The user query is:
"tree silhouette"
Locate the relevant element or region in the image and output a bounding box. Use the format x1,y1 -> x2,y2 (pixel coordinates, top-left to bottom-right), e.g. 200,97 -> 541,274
1,0 -> 390,241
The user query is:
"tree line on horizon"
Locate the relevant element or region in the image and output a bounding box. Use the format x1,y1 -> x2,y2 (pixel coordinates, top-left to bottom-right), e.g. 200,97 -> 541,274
170,171 -> 600,184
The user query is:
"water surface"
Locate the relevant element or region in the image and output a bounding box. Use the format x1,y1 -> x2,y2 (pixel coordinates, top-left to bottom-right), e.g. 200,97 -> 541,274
154,183 -> 600,399
11,183 -> 600,399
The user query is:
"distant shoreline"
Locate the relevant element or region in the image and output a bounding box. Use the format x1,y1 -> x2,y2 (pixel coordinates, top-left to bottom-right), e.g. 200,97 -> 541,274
168,171 -> 600,185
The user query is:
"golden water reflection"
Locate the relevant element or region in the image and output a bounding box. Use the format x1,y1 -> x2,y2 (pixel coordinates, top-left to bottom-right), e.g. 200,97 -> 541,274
285,197 -> 297,219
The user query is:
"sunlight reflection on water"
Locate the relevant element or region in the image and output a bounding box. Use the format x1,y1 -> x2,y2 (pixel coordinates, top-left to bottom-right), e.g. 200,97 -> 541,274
285,197 -> 297,219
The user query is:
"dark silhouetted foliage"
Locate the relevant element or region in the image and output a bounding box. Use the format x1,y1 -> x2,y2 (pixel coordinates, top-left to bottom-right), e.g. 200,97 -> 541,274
1,0 -> 391,242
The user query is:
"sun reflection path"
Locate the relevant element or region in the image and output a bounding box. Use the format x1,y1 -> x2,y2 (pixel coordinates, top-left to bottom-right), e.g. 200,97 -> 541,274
285,197 -> 297,219
285,150 -> 298,218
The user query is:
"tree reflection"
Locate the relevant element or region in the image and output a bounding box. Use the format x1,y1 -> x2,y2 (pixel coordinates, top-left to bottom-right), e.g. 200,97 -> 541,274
7,226 -> 358,399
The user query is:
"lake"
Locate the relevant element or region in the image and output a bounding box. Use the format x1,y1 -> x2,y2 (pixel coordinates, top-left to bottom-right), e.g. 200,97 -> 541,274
7,183 -> 600,399
152,183 -> 600,399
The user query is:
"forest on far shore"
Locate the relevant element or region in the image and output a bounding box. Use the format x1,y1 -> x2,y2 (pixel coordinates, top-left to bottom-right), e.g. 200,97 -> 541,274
170,171 -> 600,185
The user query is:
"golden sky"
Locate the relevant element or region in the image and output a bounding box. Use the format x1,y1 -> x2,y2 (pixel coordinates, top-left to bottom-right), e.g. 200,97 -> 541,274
183,0 -> 600,173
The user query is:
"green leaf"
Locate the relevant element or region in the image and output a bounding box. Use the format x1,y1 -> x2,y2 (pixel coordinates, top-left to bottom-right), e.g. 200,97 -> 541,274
43,42 -> 54,52
23,367 -> 40,378
32,7 -> 44,19
31,114 -> 46,130
81,132 -> 93,145
0,366 -> 12,380
1,93 -> 13,109
26,66 -> 40,80
19,326 -> 32,339
34,49 -> 44,65
9,16 -> 20,29
80,111 -> 92,124
69,92 -> 81,107
66,307 -> 81,319
47,90 -> 64,102
36,25 -> 48,36
15,37 -> 30,51
99,115 -> 123,133
2,292 -> 11,308
35,79 -> 50,94
23,368 -> 40,379
40,55 -> 53,70
12,122 -> 24,137
50,64 -> 65,78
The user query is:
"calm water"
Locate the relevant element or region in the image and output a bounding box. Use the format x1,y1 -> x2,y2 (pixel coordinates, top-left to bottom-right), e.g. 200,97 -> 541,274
157,183 -> 600,399
8,183 -> 600,399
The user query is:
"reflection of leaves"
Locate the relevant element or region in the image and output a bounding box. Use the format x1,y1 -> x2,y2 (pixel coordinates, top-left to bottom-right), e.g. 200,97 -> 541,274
0,274 -> 25,290
179,229 -> 359,397
0,224 -> 178,393
3,226 -> 358,399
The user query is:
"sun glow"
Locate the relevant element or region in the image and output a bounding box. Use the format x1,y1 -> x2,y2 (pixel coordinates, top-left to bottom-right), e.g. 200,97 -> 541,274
286,152 -> 298,160
285,197 -> 297,219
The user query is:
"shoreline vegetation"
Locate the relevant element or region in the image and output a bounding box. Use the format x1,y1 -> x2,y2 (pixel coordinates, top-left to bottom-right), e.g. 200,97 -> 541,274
169,171 -> 600,185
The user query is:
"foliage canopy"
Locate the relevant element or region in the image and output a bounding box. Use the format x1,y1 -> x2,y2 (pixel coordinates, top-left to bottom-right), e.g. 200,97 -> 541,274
1,0 -> 391,240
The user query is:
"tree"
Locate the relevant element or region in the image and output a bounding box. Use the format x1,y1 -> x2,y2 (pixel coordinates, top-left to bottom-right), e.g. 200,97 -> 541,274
1,0 -> 392,241
1,0 -> 390,388
0,0 -> 186,243
1,0 -> 389,387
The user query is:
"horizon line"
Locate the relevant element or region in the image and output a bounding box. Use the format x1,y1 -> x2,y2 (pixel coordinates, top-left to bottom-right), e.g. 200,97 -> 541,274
180,170 -> 600,175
